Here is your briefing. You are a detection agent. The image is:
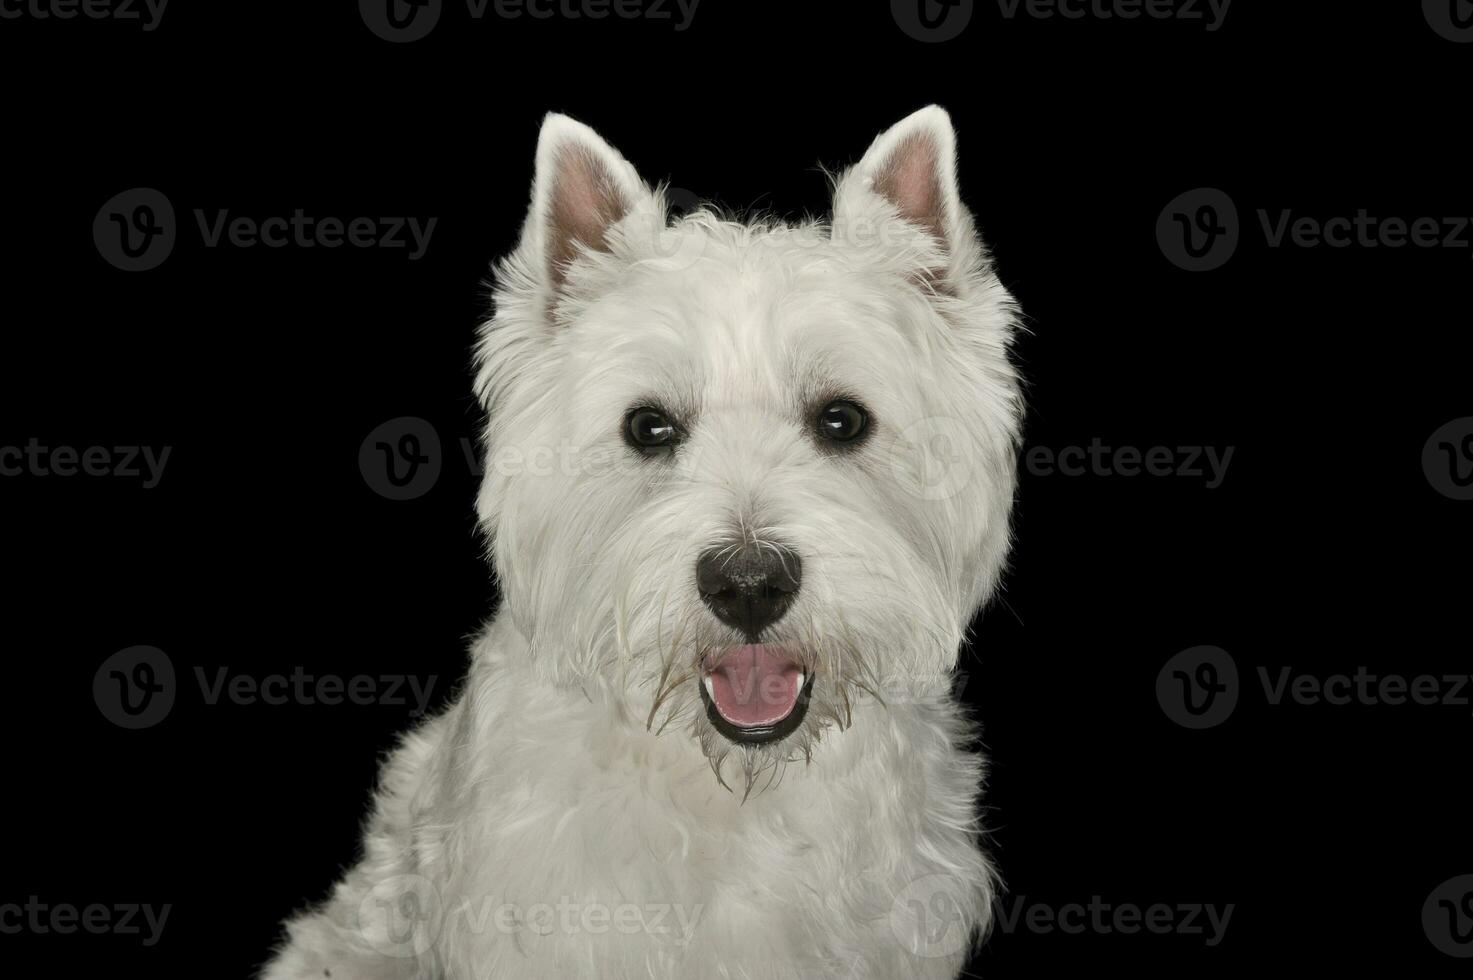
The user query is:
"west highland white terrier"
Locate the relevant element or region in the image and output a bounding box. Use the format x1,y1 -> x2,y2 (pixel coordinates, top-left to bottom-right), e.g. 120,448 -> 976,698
263,105 -> 1023,980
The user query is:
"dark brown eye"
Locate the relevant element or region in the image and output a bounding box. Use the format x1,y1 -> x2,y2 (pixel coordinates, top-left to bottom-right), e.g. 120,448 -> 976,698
625,407 -> 679,452
816,400 -> 868,443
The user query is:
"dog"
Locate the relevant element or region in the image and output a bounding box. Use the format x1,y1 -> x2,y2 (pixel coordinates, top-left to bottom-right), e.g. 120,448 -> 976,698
262,105 -> 1023,980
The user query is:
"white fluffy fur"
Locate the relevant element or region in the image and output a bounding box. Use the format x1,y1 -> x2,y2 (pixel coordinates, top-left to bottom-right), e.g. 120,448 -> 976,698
262,106 -> 1023,980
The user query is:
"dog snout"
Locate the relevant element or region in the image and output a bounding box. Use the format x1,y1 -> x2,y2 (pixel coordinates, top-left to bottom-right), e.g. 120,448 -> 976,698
696,544 -> 802,639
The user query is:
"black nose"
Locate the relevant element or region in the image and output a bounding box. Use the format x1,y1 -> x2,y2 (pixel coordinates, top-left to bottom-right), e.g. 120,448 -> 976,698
696,544 -> 802,639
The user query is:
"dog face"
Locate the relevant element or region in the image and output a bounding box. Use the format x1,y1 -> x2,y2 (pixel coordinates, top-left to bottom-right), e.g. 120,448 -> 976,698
474,108 -> 1021,792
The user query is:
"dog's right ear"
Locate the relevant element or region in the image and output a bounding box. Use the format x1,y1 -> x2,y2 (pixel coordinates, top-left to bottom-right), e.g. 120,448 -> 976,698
519,113 -> 654,296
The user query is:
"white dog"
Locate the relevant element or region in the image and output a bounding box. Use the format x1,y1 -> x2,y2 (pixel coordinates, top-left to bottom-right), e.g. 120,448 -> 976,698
263,105 -> 1023,980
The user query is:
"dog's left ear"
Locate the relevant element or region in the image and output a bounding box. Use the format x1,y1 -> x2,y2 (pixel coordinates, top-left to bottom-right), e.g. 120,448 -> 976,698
519,113 -> 655,297
833,105 -> 968,285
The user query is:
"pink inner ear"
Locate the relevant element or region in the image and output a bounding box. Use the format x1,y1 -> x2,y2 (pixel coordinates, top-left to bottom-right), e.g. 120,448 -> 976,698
547,144 -> 633,286
871,131 -> 948,248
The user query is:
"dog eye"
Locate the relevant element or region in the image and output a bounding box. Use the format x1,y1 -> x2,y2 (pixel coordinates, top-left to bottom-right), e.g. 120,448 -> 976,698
816,400 -> 868,443
625,407 -> 679,451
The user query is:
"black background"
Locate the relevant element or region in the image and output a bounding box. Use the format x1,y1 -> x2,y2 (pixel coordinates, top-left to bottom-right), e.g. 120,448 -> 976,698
2,1 -> 1470,976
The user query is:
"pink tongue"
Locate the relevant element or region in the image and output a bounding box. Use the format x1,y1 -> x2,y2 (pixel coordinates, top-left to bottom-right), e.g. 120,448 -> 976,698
707,645 -> 803,727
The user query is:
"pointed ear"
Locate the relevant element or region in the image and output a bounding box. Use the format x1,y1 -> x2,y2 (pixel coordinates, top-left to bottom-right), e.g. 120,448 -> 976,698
834,106 -> 968,284
520,113 -> 654,292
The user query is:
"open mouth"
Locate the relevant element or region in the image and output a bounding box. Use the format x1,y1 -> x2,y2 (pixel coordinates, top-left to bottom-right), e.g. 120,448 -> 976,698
699,644 -> 814,744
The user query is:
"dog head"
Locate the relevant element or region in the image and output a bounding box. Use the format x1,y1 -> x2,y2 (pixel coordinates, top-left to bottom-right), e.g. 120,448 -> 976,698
474,108 -> 1021,793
